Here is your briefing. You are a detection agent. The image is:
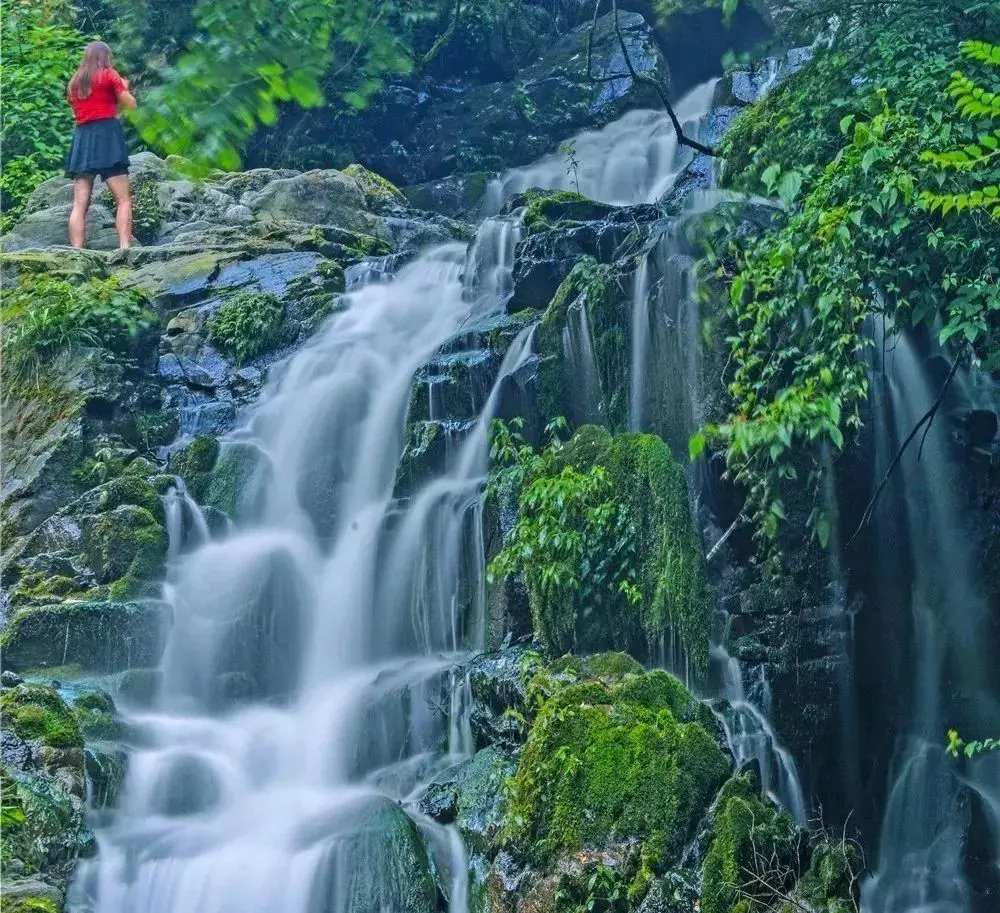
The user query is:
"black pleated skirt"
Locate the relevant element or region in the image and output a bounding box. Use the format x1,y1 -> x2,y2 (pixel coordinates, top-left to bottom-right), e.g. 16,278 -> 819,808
66,118 -> 130,179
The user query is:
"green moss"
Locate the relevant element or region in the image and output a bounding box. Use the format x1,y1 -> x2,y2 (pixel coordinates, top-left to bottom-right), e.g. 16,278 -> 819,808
203,442 -> 263,518
522,426 -> 713,672
170,435 -> 220,500
0,600 -> 167,674
71,689 -> 120,740
504,669 -> 729,871
0,896 -> 61,913
343,163 -> 406,210
537,257 -> 628,428
98,475 -> 165,524
208,289 -> 285,364
7,574 -> 77,607
85,505 -> 167,596
520,190 -> 614,235
700,773 -> 799,913
547,651 -> 644,680
0,684 -> 83,749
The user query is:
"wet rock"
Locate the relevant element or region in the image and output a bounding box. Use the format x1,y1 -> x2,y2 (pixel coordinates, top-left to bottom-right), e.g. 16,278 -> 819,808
0,600 -> 170,673
310,795 -> 438,913
467,645 -> 532,750
2,670 -> 25,687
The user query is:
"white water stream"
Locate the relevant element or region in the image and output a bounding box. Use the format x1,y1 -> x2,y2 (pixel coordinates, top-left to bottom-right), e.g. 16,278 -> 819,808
862,329 -> 1000,913
72,212 -> 531,913
487,79 -> 719,207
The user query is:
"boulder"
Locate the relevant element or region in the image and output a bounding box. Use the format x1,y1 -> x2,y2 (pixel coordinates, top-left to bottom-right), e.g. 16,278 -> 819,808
310,795 -> 438,913
2,203 -> 118,251
0,599 -> 170,673
246,170 -> 380,235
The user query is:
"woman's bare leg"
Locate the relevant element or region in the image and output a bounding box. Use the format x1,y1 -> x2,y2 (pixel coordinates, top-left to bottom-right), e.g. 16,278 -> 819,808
68,177 -> 94,248
106,174 -> 133,249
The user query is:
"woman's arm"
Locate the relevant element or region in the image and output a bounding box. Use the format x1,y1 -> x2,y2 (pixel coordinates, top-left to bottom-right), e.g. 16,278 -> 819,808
117,75 -> 137,110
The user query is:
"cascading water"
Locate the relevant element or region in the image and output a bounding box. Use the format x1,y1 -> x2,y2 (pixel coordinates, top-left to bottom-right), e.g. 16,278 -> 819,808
711,627 -> 807,825
71,213 -> 532,913
486,79 -> 719,207
862,328 -> 1000,913
628,255 -> 651,433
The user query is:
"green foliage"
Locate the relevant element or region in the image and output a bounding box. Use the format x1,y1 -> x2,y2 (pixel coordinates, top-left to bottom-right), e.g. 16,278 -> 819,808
2,273 -> 154,384
0,0 -> 83,230
652,0 -> 741,27
0,685 -> 84,749
1,766 -> 27,831
947,728 -> 1000,758
131,0 -> 431,171
208,289 -> 285,363
697,11 -> 1000,547
502,666 -> 729,873
489,418 -> 641,655
920,40 -> 1000,219
489,422 -> 714,671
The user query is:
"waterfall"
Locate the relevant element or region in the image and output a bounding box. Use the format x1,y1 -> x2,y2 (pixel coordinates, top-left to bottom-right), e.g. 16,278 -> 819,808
711,627 -> 807,825
862,329 -> 1000,912
561,296 -> 604,426
487,79 -> 719,207
70,214 -> 534,913
628,255 -> 651,432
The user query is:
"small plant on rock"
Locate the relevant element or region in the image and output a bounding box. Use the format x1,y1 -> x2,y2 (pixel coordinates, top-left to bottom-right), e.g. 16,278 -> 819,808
208,289 -> 285,363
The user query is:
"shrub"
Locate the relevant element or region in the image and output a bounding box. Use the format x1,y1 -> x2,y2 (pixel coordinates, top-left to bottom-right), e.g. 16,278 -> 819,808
0,0 -> 82,231
1,273 -> 154,383
208,289 -> 285,363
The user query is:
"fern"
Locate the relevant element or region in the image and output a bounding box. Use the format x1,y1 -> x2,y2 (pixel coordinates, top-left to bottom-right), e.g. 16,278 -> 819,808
920,40 -> 1000,219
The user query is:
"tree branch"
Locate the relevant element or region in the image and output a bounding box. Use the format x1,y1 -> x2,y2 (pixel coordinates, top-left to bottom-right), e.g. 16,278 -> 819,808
847,354 -> 961,544
421,0 -> 463,68
586,0 -> 717,157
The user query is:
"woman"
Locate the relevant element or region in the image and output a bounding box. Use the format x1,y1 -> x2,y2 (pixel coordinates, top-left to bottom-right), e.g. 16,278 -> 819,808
66,41 -> 137,249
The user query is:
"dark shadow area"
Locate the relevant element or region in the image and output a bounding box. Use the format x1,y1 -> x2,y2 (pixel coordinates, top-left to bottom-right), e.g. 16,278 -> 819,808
659,6 -> 774,96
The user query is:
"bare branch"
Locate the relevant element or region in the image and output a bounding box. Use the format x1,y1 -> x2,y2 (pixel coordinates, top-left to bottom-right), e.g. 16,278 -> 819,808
586,0 -> 717,157
848,355 -> 960,544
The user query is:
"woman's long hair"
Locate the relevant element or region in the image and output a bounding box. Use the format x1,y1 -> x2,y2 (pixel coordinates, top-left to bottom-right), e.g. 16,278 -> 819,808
68,41 -> 114,100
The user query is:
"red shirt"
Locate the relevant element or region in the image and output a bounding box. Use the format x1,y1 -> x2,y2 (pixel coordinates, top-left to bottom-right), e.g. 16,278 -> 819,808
68,68 -> 127,125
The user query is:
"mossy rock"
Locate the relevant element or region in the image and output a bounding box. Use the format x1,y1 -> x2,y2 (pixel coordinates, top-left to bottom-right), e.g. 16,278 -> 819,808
170,435 -> 221,500
344,164 -> 406,212
503,668 -> 730,873
82,504 -> 167,597
97,475 -> 165,524
202,441 -> 267,518
318,795 -> 438,913
0,600 -> 169,673
1,761 -> 90,891
0,880 -> 64,913
0,685 -> 82,749
700,773 -> 800,913
516,189 -> 615,235
536,256 -> 629,429
70,689 -> 120,741
546,651 -> 644,680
